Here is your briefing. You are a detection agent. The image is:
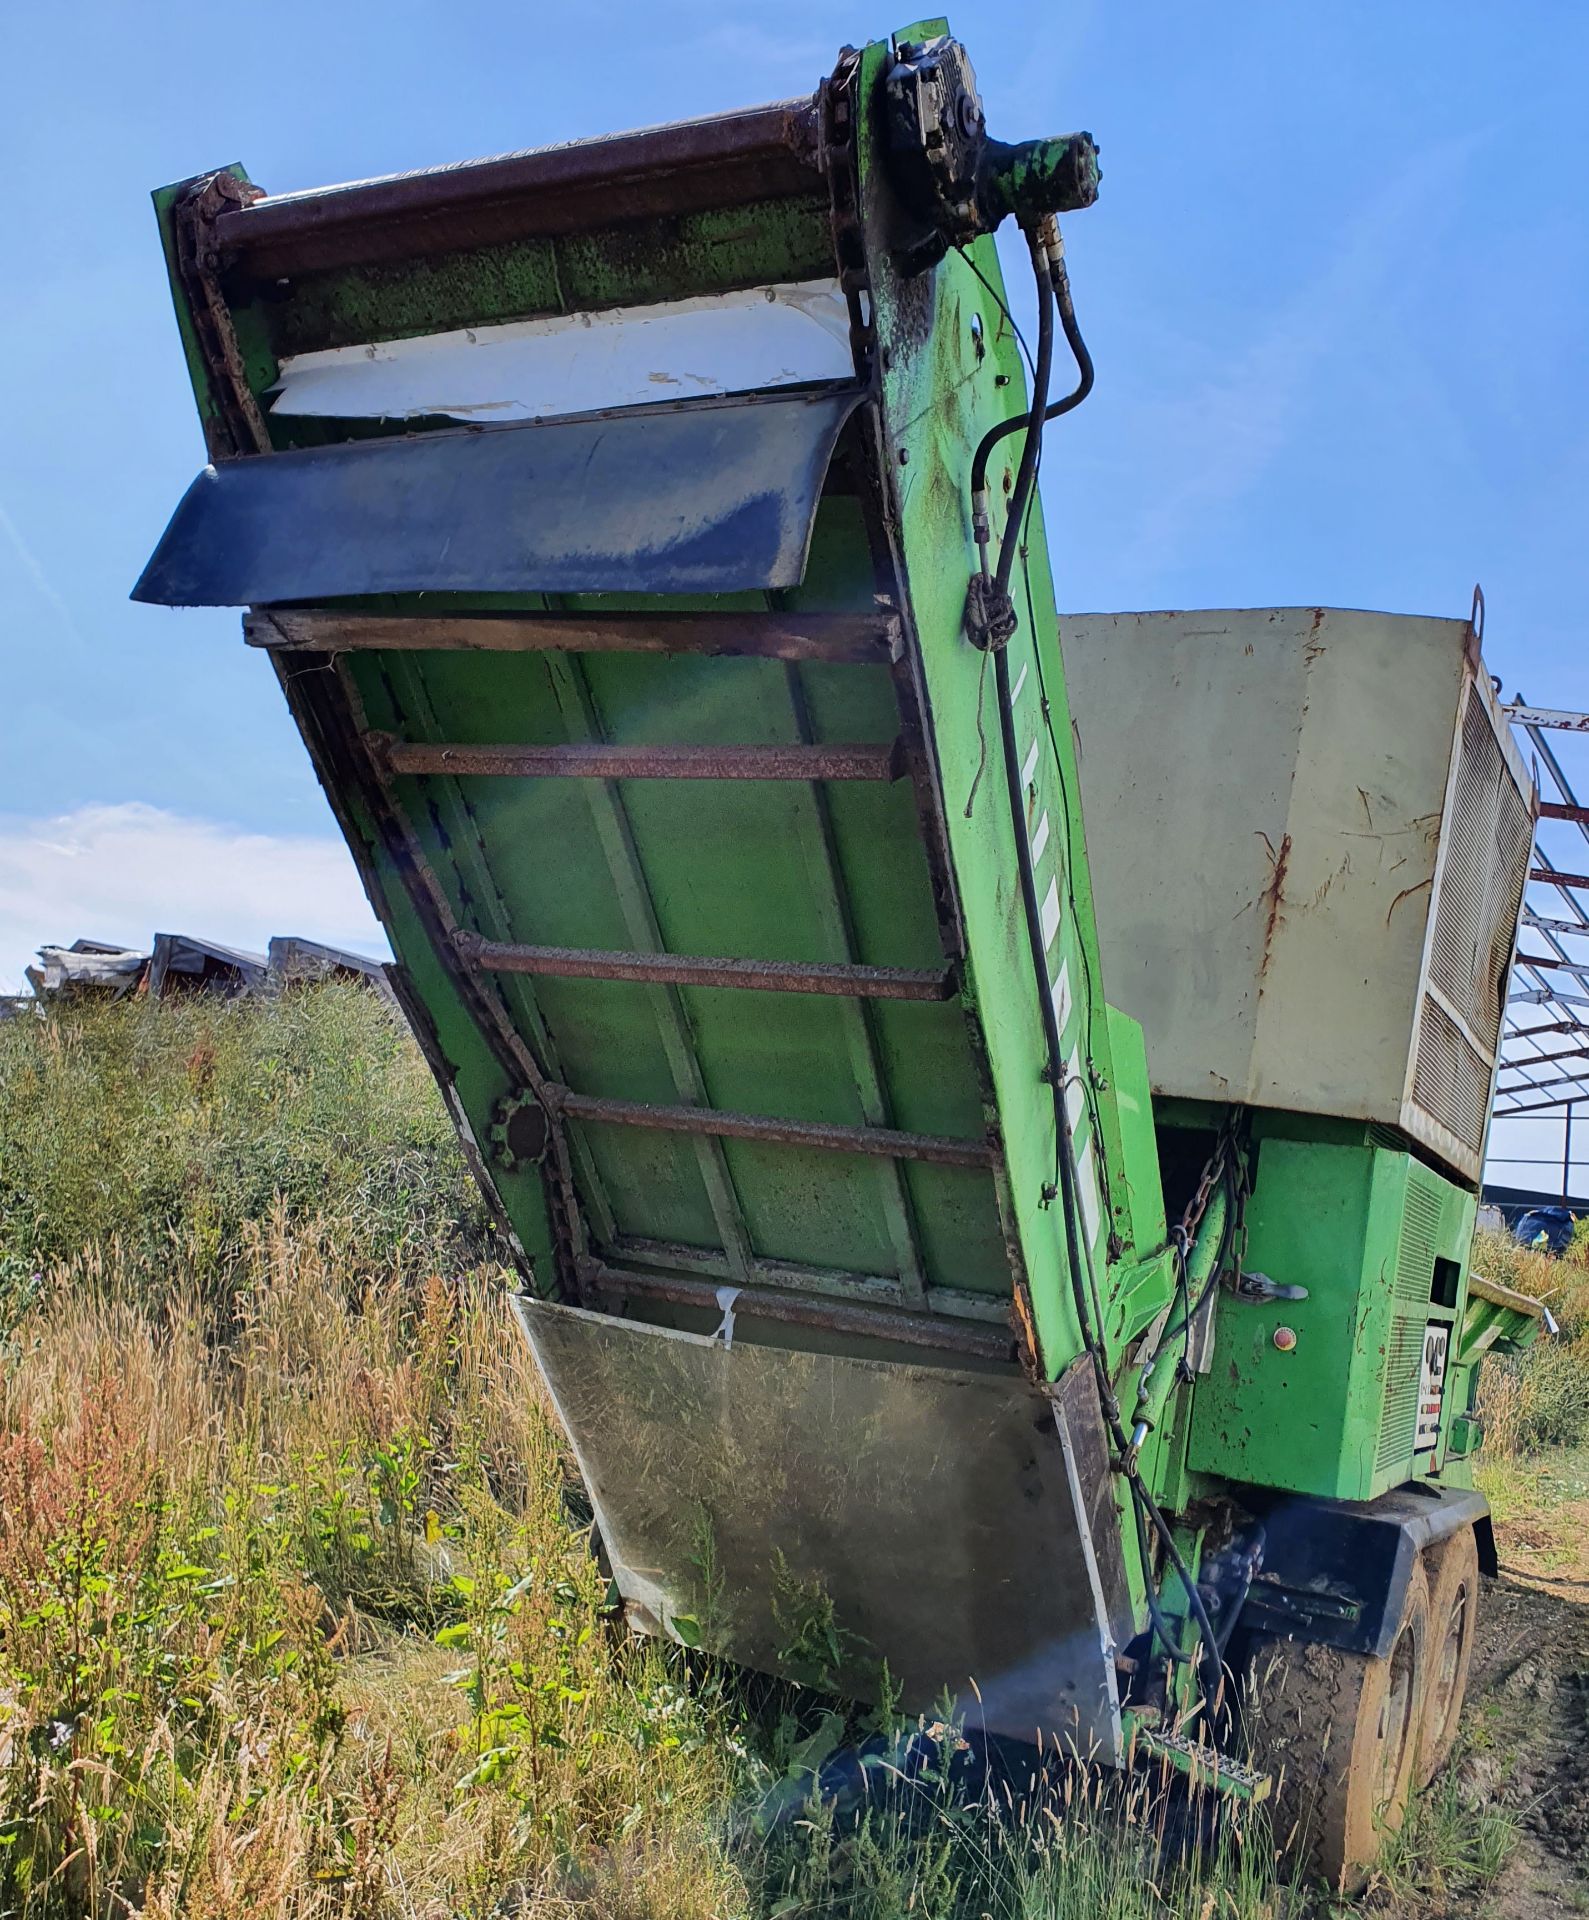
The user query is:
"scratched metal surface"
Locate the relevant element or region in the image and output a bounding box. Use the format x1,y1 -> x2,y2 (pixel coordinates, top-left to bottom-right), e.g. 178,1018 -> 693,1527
133,390 -> 862,607
1063,606 -> 1533,1179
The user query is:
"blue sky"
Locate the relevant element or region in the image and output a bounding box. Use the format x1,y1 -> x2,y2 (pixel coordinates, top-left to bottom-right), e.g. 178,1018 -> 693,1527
4,2 -> 1587,1177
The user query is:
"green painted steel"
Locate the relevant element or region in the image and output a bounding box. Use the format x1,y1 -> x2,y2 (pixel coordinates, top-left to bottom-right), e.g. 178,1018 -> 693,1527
856,23 -> 1172,1372
145,19 -> 1179,1384
1186,1128 -> 1476,1502
139,15 -> 1541,1779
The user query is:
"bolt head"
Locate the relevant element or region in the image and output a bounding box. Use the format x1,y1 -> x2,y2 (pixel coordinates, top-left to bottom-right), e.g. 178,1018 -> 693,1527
1273,1326 -> 1298,1353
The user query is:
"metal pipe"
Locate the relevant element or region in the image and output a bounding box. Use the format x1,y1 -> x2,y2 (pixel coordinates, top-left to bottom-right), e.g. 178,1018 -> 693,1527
552,1087 -> 994,1168
584,1261 -> 1014,1362
460,934 -> 954,1001
212,99 -> 825,277
371,738 -> 903,782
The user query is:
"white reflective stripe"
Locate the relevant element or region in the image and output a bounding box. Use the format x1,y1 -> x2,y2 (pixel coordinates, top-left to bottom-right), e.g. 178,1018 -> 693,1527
712,1286 -> 741,1351
1011,660 -> 1029,703
1021,738 -> 1041,788
1076,1138 -> 1104,1251
1040,877 -> 1062,953
1050,960 -> 1073,1039
1065,1047 -> 1087,1132
270,279 -> 853,423
1030,810 -> 1051,866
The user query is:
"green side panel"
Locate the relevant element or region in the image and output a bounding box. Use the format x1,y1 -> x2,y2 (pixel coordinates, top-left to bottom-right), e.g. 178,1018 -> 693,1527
152,171 -> 259,448
290,712 -> 565,1280
337,495 -> 1009,1299
1105,1006 -> 1167,1271
149,27 -> 1172,1371
1187,1136 -> 1475,1500
855,31 -> 1168,1373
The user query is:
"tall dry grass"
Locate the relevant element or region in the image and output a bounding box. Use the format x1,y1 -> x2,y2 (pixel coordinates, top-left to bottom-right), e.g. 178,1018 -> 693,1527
1470,1228 -> 1589,1455
0,986 -> 489,1307
0,1220 -> 746,1918
0,1223 -> 1315,1920
0,994 -> 1532,1917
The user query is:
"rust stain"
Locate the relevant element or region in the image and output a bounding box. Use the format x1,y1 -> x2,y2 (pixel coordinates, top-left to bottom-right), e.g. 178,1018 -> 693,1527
1255,829 -> 1293,979
1387,873 -> 1434,926
1310,850 -> 1352,908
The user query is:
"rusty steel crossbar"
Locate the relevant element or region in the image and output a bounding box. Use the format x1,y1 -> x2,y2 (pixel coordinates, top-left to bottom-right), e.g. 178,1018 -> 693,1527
244,608 -> 902,664
1538,802 -> 1589,825
581,1261 -> 1014,1361
1531,866 -> 1589,890
210,99 -> 825,278
371,737 -> 904,781
1505,704 -> 1589,734
550,1087 -> 993,1168
458,933 -> 953,1001
1514,952 -> 1589,979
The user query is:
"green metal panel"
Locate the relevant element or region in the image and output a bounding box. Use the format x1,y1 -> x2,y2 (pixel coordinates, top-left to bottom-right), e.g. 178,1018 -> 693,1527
1187,1130 -> 1475,1500
143,21 -> 1175,1383
855,26 -> 1172,1373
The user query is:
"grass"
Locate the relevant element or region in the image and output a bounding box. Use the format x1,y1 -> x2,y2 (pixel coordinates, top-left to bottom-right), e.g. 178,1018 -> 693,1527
0,1219 -> 1308,1920
1471,1228 -> 1589,1456
0,990 -> 1570,1917
0,986 -> 491,1309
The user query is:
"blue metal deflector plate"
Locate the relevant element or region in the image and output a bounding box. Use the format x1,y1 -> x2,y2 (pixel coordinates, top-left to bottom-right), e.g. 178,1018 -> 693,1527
132,389 -> 862,607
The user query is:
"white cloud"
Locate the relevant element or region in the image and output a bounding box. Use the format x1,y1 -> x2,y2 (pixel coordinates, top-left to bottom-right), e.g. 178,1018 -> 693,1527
0,802 -> 387,992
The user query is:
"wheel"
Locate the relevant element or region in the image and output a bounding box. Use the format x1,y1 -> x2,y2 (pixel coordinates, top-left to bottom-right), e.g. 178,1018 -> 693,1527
1418,1526 -> 1479,1787
1242,1558 -> 1431,1893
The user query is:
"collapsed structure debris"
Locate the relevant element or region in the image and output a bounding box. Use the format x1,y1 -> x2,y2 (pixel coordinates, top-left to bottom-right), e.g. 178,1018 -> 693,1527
19,931 -> 388,1006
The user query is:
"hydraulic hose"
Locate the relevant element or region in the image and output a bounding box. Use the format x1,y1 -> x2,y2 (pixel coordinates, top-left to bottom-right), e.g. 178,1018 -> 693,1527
979,229 -> 1224,1711
969,225 -> 1094,536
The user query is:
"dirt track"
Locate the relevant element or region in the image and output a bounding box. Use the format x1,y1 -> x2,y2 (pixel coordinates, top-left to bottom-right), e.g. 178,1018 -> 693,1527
1466,1464 -> 1589,1917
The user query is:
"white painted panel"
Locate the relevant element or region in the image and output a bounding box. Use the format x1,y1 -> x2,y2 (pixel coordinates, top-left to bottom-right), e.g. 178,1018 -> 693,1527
1076,1139 -> 1103,1252
1050,960 -> 1073,1039
1063,606 -> 1533,1181
270,280 -> 854,423
1040,877 -> 1062,953
1065,1048 -> 1087,1132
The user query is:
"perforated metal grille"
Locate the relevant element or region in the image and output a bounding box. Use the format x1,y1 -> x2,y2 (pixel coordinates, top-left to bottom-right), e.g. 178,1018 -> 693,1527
1395,1171 -> 1443,1305
1411,994 -> 1493,1151
1411,686 -> 1532,1156
1376,1314 -> 1427,1475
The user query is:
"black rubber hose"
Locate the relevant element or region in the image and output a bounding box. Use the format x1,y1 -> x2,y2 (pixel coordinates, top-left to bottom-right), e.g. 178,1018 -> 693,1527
969,245 -> 1094,504
989,239 -> 1054,596
1138,1473 -> 1226,1708
1131,1480 -> 1192,1667
1045,256 -> 1094,427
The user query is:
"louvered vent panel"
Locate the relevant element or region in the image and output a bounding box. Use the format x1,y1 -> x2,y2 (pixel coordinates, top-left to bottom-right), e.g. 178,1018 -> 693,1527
1428,695 -> 1495,1028
1376,1314 -> 1427,1475
1411,995 -> 1492,1152
1395,1172 -> 1443,1305
1490,775 -> 1533,1019
1410,687 -> 1532,1159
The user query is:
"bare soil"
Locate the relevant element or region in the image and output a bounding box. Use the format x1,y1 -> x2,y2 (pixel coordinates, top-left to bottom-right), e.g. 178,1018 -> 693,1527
1466,1451 -> 1589,1916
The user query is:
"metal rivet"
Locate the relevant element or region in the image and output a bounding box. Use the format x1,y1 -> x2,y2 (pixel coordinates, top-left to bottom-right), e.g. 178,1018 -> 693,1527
1273,1326 -> 1298,1353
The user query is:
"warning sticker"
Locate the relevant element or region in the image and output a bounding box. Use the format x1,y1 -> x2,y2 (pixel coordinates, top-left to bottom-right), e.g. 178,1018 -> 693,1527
1414,1323 -> 1449,1456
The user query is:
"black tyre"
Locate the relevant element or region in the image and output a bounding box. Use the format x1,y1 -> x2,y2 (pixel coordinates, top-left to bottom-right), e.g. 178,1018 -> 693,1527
1243,1558 -> 1431,1893
1419,1525 -> 1479,1786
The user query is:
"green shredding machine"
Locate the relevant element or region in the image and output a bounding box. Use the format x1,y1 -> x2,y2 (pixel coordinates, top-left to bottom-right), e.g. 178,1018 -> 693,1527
134,21 -> 1546,1887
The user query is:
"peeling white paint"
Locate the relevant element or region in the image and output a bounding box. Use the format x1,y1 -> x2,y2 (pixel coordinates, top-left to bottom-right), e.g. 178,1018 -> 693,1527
270,280 -> 853,423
